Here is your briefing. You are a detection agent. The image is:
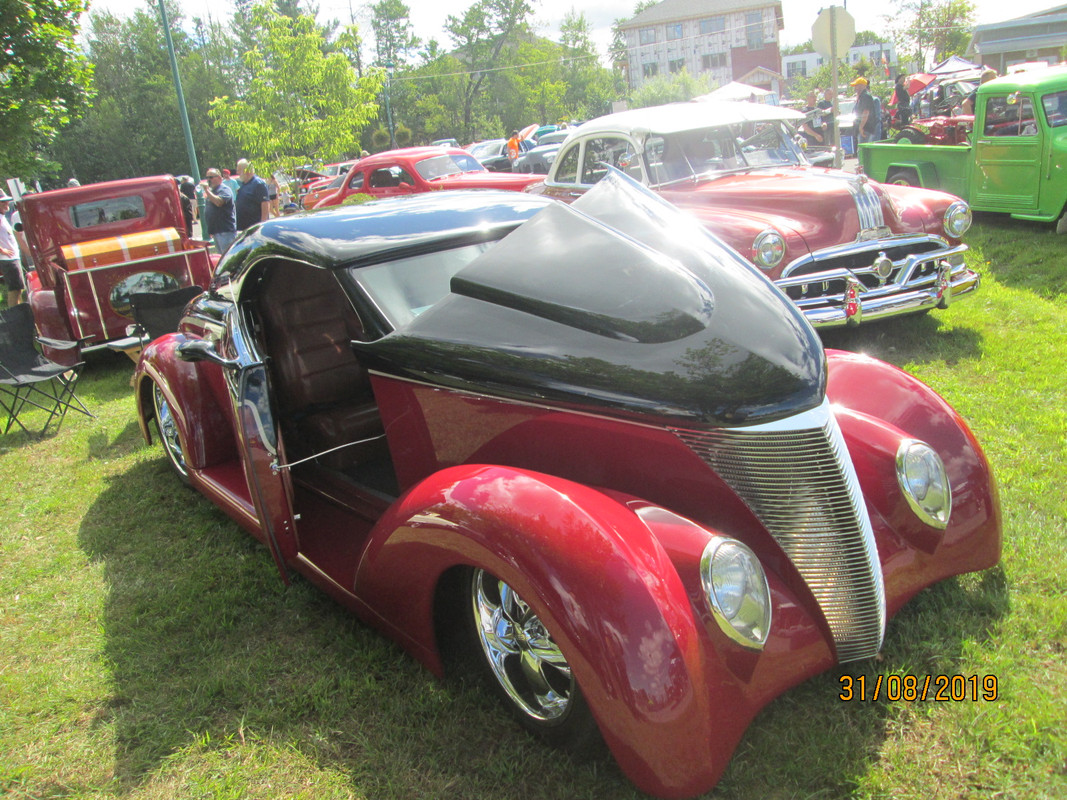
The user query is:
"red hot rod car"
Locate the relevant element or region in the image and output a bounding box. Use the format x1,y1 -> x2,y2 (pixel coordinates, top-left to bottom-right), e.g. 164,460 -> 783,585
529,101 -> 981,329
134,175 -> 1001,799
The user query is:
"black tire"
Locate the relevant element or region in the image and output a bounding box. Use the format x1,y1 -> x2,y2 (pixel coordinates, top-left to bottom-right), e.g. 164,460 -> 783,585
459,566 -> 601,754
152,381 -> 190,484
885,168 -> 920,187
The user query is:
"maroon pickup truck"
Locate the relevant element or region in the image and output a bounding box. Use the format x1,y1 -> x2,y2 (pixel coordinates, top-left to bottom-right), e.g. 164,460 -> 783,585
19,176 -> 216,364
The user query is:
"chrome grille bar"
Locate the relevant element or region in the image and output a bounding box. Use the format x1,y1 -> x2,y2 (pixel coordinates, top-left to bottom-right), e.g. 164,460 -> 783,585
851,179 -> 886,231
673,399 -> 885,662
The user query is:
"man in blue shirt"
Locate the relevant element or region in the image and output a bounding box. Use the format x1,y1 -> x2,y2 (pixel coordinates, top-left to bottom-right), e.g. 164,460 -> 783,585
234,159 -> 270,232
201,168 -> 237,255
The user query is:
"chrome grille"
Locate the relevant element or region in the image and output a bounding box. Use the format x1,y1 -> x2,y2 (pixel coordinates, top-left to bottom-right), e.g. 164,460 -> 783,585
673,399 -> 885,662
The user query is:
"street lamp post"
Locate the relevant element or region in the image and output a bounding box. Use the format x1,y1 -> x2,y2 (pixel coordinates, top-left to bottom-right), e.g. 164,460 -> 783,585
384,60 -> 397,149
158,0 -> 200,181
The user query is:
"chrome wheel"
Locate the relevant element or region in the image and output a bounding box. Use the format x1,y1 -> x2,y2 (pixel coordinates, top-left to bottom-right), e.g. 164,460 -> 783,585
471,569 -> 574,724
153,382 -> 188,480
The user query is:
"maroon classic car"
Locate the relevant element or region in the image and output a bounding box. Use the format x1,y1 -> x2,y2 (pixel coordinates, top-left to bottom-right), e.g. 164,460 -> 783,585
134,177 -> 1000,799
19,176 -> 216,363
529,101 -> 980,328
313,146 -> 542,208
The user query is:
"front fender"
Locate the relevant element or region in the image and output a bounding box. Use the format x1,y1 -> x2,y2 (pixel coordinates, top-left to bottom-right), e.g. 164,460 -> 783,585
135,333 -> 236,470
354,464 -> 736,798
826,349 -> 1001,609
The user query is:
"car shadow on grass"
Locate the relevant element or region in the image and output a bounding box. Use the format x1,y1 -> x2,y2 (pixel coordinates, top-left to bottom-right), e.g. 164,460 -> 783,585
715,567 -> 1009,798
78,456 -> 1008,800
819,311 -> 983,367
77,459 -> 638,799
968,212 -> 1067,301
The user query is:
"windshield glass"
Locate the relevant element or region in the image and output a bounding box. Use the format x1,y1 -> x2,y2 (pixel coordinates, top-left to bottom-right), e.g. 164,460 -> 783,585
644,121 -> 804,185
351,242 -> 496,330
468,140 -> 504,159
416,153 -> 484,180
1042,90 -> 1067,128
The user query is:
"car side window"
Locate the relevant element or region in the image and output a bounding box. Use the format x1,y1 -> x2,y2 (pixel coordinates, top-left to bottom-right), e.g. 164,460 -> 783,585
369,167 -> 414,189
983,95 -> 1038,137
580,136 -> 640,185
553,144 -> 580,184
348,171 -> 365,191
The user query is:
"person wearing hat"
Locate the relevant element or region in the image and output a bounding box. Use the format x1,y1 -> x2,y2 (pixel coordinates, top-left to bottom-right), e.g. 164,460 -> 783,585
201,168 -> 237,255
852,76 -> 878,144
0,193 -> 24,306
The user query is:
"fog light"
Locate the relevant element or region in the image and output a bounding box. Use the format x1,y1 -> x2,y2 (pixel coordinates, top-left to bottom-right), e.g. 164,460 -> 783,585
700,537 -> 771,649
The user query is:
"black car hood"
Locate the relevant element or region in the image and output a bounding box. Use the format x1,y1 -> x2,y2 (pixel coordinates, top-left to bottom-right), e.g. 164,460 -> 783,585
355,172 -> 825,428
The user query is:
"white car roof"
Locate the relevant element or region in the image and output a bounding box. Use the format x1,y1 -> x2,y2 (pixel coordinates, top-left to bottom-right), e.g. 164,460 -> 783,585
573,101 -> 804,138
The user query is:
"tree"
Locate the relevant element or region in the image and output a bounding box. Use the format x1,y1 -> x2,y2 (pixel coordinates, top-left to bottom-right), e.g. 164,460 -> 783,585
51,4 -> 206,184
371,0 -> 420,68
210,3 -> 382,176
888,0 -> 974,70
629,69 -> 714,109
0,0 -> 95,178
444,0 -> 536,141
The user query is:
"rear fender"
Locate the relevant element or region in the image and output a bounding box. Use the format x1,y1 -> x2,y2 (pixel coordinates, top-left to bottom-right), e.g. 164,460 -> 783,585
889,160 -> 938,186
135,333 -> 236,469
355,464 -> 738,797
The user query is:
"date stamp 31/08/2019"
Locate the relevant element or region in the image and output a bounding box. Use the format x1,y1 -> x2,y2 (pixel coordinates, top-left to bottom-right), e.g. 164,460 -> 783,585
839,674 -> 999,702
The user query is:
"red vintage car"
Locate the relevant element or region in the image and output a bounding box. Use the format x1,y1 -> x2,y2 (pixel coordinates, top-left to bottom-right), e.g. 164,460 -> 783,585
529,101 -> 980,328
894,114 -> 975,145
19,176 -> 216,363
312,146 -> 542,208
134,176 -> 1000,799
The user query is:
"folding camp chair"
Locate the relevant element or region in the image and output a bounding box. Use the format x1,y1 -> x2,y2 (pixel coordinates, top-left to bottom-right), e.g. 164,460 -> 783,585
108,285 -> 203,360
0,304 -> 93,435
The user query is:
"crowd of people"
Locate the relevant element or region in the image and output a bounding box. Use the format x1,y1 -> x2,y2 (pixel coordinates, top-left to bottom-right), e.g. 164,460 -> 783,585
179,159 -> 295,256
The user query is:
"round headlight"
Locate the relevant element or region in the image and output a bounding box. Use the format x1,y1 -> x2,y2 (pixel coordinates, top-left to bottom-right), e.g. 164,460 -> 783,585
943,200 -> 972,238
700,537 -> 771,649
896,439 -> 952,529
752,230 -> 785,269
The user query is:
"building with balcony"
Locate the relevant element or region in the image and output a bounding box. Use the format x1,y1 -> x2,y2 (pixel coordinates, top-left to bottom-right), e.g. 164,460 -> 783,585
615,0 -> 784,94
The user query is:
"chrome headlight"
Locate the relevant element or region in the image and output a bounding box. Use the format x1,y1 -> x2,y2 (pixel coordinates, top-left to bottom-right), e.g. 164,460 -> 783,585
943,200 -> 972,238
752,229 -> 785,269
700,537 -> 771,649
896,439 -> 952,529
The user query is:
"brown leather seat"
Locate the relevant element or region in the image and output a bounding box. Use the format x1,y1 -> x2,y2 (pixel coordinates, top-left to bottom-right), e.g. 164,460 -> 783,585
257,261 -> 386,469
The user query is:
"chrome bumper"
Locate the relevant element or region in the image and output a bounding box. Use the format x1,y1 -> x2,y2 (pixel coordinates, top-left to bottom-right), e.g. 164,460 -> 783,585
778,243 -> 978,328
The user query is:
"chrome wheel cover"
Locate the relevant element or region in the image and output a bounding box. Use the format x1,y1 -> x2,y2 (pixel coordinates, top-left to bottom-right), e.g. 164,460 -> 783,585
153,382 -> 188,477
471,569 -> 574,723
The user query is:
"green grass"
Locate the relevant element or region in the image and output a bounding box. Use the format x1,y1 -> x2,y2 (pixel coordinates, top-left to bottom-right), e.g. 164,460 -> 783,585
2,214 -> 1066,799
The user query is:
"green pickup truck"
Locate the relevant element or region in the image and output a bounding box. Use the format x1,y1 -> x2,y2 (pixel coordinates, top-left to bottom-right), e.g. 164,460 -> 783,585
860,66 -> 1067,231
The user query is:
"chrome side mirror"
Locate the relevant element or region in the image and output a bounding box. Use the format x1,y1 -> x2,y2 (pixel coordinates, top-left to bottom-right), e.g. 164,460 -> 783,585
177,339 -> 238,368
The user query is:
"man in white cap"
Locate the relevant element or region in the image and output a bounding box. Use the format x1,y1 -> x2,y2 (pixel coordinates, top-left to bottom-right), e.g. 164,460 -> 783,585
0,193 -> 24,305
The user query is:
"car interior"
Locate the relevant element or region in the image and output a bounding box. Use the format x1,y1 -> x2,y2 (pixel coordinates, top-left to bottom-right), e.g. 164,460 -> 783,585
249,259 -> 399,501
